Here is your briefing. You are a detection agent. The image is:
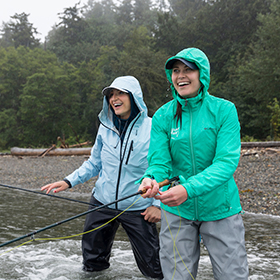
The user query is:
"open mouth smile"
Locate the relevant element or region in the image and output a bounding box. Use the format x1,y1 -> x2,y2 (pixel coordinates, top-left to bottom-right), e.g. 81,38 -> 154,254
113,103 -> 122,108
178,82 -> 190,87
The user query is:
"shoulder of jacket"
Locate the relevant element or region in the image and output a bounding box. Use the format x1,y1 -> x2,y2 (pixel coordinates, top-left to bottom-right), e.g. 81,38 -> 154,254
205,94 -> 236,109
154,100 -> 176,118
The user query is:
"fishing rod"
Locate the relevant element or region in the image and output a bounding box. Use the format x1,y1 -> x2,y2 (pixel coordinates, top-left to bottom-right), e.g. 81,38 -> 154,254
0,183 -> 96,207
0,176 -> 179,248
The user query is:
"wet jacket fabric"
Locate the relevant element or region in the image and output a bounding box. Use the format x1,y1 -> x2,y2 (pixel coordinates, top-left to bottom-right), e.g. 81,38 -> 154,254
66,76 -> 159,210
143,48 -> 242,221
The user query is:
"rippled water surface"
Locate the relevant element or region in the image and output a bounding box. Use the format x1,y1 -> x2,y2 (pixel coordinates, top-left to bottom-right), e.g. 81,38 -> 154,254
0,187 -> 279,279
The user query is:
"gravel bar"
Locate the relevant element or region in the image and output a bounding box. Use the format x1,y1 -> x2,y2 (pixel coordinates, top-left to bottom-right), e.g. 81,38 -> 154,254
0,149 -> 279,216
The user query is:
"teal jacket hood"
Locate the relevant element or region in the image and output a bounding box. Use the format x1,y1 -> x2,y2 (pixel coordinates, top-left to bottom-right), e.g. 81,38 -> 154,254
165,48 -> 211,105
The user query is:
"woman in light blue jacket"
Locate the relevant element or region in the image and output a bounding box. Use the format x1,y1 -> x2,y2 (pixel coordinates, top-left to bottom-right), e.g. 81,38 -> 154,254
42,76 -> 163,279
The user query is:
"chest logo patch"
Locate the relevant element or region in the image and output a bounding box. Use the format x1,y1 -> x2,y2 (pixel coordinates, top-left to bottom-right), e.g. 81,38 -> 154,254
171,128 -> 180,139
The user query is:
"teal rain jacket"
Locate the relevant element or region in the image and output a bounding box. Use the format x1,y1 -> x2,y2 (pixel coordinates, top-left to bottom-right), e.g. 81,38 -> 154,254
66,76 -> 160,210
143,48 -> 242,221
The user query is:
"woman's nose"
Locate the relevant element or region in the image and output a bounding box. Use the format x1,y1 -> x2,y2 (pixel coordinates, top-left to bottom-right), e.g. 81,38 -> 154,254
110,93 -> 118,100
178,72 -> 185,79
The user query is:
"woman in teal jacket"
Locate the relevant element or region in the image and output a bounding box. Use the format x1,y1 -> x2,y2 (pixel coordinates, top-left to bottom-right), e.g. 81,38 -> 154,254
42,76 -> 163,279
139,48 -> 248,279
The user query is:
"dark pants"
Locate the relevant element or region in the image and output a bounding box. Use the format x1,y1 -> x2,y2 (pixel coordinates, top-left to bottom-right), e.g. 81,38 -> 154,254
82,195 -> 163,279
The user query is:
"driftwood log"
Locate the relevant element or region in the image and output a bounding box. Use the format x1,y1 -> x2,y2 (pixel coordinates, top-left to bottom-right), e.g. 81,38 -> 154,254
240,141 -> 280,148
11,147 -> 91,156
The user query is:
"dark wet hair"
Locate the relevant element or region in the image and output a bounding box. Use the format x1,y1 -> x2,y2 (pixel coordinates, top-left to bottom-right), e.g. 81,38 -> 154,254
174,101 -> 182,128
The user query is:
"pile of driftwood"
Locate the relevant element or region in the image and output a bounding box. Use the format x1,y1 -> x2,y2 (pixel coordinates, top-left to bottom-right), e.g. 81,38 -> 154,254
10,141 -> 280,157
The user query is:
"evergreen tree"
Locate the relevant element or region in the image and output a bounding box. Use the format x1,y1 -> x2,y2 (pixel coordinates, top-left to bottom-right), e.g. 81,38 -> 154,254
230,0 -> 280,139
0,13 -> 40,48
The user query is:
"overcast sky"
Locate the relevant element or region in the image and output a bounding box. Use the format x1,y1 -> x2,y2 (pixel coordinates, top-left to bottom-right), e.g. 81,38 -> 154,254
0,0 -> 86,42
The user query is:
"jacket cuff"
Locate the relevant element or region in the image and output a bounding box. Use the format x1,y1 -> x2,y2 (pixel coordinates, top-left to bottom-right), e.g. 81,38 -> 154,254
63,178 -> 72,188
152,199 -> 161,208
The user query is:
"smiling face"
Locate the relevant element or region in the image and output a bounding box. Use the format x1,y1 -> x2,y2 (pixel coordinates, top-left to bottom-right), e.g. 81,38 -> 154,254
109,89 -> 131,119
171,61 -> 201,98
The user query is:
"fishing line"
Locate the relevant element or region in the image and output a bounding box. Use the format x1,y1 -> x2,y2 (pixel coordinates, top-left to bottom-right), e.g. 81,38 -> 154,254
163,207 -> 195,280
0,183 -> 97,207
0,189 -> 145,249
0,194 -> 143,256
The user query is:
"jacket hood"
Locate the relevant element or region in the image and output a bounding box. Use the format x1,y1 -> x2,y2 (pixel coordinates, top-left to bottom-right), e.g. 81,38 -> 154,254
165,48 -> 210,102
98,76 -> 148,128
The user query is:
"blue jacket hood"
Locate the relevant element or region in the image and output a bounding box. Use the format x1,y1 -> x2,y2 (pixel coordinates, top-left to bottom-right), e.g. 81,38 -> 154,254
98,76 -> 148,129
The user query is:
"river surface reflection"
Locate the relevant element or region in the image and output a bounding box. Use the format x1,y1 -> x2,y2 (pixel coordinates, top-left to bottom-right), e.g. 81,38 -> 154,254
0,188 -> 279,279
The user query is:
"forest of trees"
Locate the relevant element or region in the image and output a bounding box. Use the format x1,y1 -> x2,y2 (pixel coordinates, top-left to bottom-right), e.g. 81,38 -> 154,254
0,0 -> 279,149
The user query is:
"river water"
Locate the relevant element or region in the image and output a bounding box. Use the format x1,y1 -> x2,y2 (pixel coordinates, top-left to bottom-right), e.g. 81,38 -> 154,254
0,188 -> 279,280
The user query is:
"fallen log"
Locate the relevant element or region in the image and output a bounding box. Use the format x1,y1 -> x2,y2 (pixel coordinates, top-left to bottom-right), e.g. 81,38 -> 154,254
241,141 -> 280,148
11,147 -> 91,156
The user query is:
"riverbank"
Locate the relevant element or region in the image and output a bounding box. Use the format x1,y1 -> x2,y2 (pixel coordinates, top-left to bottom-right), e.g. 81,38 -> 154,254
0,149 -> 279,216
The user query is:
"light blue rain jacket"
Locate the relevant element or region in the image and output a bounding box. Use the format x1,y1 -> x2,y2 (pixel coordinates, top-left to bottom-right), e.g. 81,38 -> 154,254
65,76 -> 160,210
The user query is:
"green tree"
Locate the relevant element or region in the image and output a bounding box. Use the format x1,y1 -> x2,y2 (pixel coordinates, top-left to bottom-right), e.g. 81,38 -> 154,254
116,26 -> 171,115
0,13 -> 40,48
228,0 -> 280,139
0,109 -> 17,148
167,0 -> 206,19
46,3 -> 96,65
115,0 -> 134,24
18,64 -> 82,146
0,46 -> 80,148
268,98 -> 280,140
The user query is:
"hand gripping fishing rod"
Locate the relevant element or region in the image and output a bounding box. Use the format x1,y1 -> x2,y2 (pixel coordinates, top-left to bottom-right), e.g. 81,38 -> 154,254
0,176 -> 179,248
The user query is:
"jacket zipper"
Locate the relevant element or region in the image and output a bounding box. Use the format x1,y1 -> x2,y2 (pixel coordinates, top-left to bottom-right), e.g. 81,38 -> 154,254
114,114 -> 141,208
189,107 -> 198,220
125,140 -> 133,165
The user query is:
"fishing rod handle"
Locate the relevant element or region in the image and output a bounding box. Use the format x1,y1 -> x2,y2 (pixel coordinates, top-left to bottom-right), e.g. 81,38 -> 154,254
158,179 -> 170,188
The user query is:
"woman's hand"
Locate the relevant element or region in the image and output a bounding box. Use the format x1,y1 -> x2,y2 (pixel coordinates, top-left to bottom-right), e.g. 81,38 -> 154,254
156,185 -> 188,207
141,206 -> 161,223
41,180 -> 69,194
138,178 -> 159,198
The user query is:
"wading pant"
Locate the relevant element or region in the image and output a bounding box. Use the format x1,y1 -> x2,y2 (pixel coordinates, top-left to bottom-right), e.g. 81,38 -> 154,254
82,195 -> 163,279
160,211 -> 248,280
